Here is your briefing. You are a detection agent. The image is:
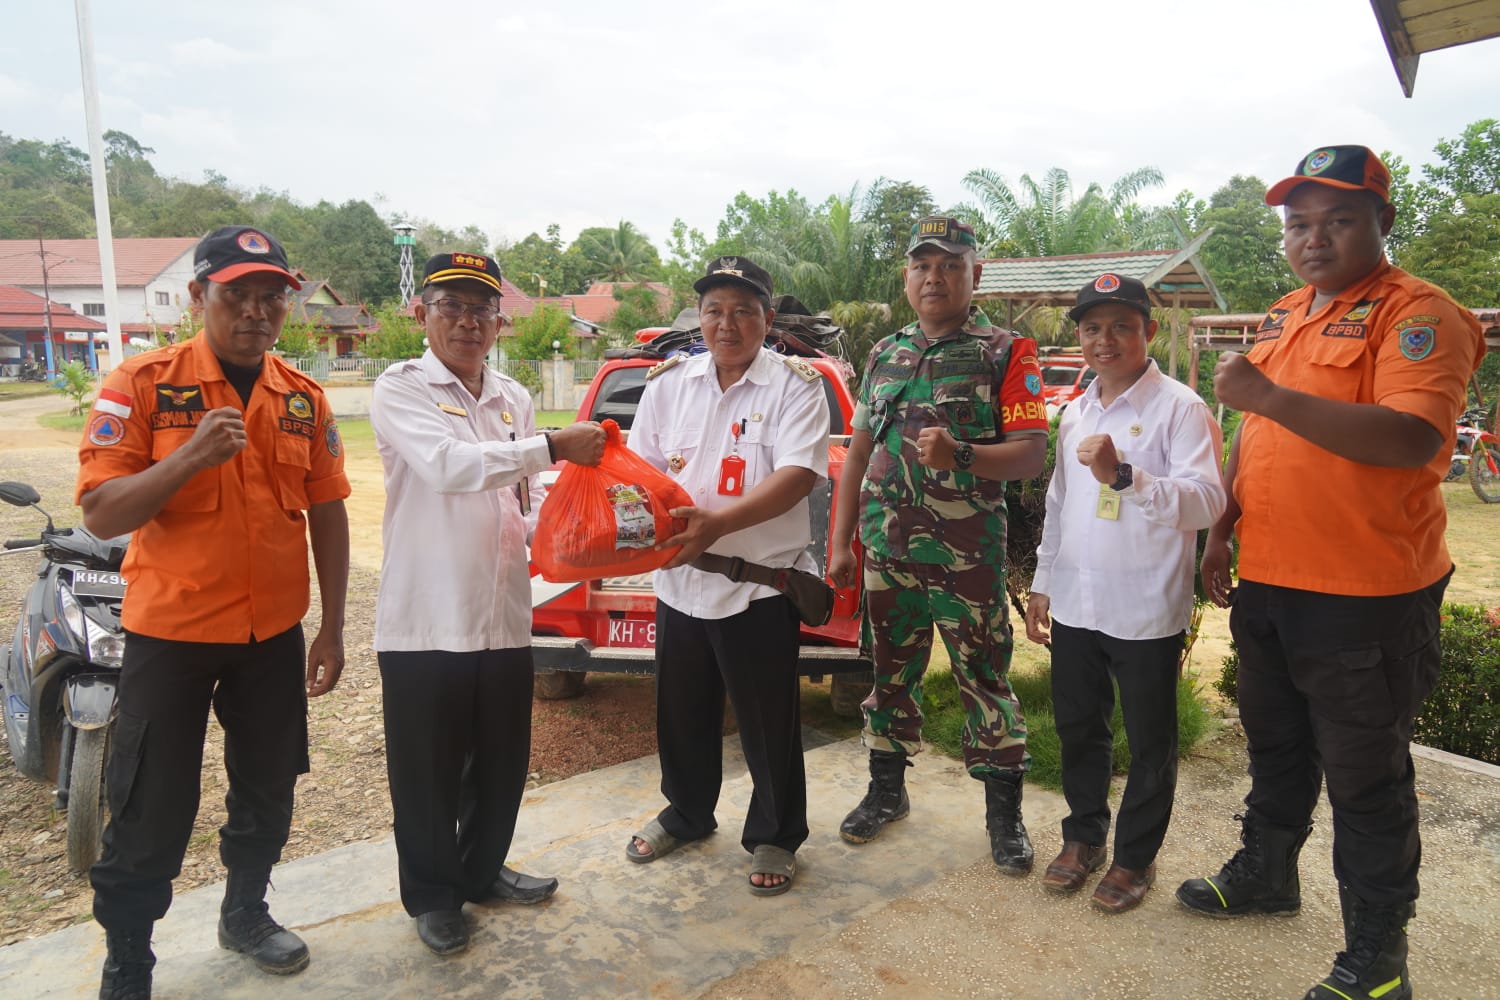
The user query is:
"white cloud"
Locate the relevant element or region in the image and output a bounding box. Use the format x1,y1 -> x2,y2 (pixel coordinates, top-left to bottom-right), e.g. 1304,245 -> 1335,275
169,38 -> 251,69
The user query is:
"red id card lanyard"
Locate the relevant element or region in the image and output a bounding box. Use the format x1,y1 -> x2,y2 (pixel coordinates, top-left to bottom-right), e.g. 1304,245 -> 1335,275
718,419 -> 746,495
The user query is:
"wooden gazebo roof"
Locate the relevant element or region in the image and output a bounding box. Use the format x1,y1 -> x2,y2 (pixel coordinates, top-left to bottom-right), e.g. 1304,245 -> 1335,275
1370,0 -> 1500,96
974,230 -> 1226,324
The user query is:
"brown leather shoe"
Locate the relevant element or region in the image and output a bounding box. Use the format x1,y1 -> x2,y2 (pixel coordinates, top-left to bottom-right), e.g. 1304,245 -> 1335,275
1090,862 -> 1156,914
1040,841 -> 1107,895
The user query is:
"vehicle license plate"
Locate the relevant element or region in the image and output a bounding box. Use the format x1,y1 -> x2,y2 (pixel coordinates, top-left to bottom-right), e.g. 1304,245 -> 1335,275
70,569 -> 126,599
608,619 -> 655,648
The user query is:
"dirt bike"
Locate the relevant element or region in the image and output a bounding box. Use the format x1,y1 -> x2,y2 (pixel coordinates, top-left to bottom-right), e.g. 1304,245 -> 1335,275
1,481 -> 128,872
1450,406 -> 1500,504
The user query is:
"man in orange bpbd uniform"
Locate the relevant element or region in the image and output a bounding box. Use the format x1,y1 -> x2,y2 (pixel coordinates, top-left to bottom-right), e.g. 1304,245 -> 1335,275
76,226 -> 350,999
1173,147 -> 1483,1000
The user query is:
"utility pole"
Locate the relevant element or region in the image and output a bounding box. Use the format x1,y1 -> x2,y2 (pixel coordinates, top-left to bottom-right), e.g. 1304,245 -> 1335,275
35,223 -> 56,374
394,223 -> 416,304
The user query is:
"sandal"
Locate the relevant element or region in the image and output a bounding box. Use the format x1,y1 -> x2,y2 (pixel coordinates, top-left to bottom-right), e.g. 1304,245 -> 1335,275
748,844 -> 796,897
625,818 -> 685,864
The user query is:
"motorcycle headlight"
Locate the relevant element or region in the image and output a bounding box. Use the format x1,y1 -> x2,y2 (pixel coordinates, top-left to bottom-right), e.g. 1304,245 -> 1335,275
58,586 -> 89,648
84,617 -> 125,668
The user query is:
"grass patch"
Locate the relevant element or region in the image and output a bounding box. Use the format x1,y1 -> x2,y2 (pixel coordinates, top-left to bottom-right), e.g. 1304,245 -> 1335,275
0,383 -> 59,402
38,409 -> 83,432
919,655 -> 1218,792
536,410 -> 574,429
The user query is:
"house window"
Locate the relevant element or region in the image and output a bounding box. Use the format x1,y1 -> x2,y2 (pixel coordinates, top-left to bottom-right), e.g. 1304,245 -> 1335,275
155,291 -> 171,306
82,303 -> 105,316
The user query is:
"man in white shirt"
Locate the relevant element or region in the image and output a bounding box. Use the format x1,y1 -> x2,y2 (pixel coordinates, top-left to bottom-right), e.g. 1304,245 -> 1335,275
1025,273 -> 1225,914
371,252 -> 604,955
624,255 -> 830,897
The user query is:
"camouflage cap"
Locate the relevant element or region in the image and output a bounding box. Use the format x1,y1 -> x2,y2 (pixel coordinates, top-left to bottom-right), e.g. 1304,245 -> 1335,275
907,216 -> 978,256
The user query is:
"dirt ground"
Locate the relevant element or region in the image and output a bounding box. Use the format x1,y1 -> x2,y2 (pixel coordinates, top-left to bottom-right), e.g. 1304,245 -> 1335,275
0,394 -> 662,947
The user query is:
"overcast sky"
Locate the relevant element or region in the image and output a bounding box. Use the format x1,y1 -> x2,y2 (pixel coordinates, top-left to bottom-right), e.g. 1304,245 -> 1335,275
4,0 -> 1497,254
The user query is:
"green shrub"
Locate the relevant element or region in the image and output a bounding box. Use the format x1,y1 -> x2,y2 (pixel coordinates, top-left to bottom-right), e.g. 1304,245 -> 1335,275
1415,604 -> 1500,764
1212,604 -> 1499,766
921,663 -> 1217,791
1215,641 -> 1239,704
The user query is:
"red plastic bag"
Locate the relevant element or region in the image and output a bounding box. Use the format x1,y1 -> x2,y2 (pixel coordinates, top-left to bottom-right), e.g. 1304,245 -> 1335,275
532,419 -> 693,582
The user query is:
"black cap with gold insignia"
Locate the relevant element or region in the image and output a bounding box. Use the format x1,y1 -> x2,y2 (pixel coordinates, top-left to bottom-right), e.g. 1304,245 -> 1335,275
421,252 -> 503,294
693,255 -> 774,300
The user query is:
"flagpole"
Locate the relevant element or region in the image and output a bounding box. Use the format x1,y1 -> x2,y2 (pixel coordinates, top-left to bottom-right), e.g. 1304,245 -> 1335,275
74,0 -> 124,371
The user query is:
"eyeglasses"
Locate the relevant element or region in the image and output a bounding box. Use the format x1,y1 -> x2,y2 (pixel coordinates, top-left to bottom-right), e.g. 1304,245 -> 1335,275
430,298 -> 500,323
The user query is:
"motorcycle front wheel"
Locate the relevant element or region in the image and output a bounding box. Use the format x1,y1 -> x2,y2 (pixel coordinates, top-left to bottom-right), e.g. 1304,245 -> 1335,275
66,724 -> 110,873
1470,438 -> 1500,504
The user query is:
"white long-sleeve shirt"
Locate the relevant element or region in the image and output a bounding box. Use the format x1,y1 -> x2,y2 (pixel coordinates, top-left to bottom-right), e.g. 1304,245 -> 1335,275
371,350 -> 550,652
628,348 -> 830,620
1032,361 -> 1226,640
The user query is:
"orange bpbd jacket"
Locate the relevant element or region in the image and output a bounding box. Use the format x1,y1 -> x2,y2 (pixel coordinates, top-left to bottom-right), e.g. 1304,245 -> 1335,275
75,335 -> 351,643
1234,262 -> 1483,597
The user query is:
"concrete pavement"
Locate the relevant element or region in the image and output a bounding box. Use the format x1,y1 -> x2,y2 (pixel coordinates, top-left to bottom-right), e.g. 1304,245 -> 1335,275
1,732 -> 1497,999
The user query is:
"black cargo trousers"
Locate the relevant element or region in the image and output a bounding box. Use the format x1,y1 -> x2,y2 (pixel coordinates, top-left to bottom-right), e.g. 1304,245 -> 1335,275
91,625 -> 309,930
1233,570 -> 1450,905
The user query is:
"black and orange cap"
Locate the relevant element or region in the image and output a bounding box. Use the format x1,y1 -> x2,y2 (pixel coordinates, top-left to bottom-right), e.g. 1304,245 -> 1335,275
1265,145 -> 1391,206
193,226 -> 301,289
421,252 -> 503,294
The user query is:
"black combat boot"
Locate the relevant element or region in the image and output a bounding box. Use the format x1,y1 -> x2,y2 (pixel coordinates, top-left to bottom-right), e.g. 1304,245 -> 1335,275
99,926 -> 155,1000
983,770 -> 1034,874
839,750 -> 912,844
1176,812 -> 1312,917
1304,892 -> 1414,1000
217,866 -> 310,975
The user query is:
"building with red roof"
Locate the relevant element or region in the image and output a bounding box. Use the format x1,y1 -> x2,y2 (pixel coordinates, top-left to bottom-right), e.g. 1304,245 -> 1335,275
0,286 -> 109,376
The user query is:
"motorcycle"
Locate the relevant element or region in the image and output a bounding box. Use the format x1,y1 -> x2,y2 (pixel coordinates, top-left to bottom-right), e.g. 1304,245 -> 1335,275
17,359 -> 48,383
1448,406 -> 1500,504
1,481 -> 128,872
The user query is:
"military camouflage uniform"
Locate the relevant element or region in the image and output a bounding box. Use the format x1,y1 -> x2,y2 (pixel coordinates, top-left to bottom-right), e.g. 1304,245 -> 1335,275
852,309 -> 1049,776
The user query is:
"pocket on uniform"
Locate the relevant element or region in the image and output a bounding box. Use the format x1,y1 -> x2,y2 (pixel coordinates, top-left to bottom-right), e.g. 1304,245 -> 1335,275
273,434 -> 311,510
107,711 -> 148,819
1302,335 -> 1368,403
1305,644 -> 1395,728
658,429 -> 702,481
151,433 -> 220,512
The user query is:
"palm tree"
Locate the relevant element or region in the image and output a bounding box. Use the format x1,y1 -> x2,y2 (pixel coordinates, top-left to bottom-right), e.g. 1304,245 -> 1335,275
578,221 -> 658,283
960,165 -> 1166,257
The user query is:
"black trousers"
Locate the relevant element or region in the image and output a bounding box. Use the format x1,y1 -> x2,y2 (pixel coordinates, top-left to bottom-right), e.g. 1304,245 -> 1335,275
378,647 -> 533,917
1050,622 -> 1183,870
654,596 -> 808,854
1234,572 -> 1449,905
91,626 -> 309,931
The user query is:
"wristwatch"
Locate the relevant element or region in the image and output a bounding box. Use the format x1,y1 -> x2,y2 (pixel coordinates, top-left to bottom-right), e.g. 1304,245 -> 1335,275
1111,462 -> 1134,492
953,442 -> 976,470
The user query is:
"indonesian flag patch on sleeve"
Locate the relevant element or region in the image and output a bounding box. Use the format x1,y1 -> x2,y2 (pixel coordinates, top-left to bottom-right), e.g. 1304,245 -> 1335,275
94,387 -> 133,419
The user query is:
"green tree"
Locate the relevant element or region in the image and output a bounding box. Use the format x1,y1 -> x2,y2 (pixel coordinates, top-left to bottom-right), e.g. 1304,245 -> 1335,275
571,221 -> 662,284
1399,193 -> 1500,308
289,200 -> 399,305
605,285 -> 668,338
495,224 -> 569,297
509,305 -> 576,360
52,359 -> 95,415
364,303 -> 427,358
1198,175 -> 1297,314
273,319 -> 318,358
959,165 -> 1165,257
